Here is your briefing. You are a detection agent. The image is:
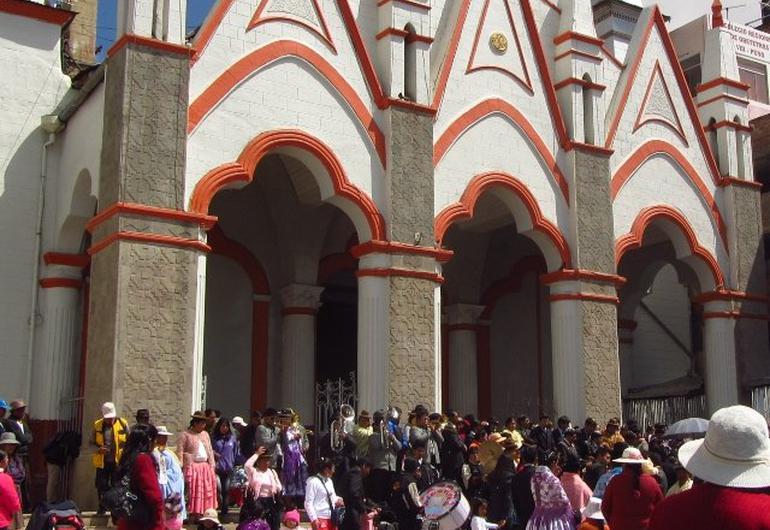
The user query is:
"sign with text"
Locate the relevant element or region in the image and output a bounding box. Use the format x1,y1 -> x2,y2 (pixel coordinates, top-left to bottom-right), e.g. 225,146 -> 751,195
725,21 -> 770,63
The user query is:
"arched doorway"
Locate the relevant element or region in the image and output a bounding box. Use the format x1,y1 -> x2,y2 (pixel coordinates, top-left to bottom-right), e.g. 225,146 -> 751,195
436,173 -> 570,418
617,207 -> 725,423
191,131 -> 385,423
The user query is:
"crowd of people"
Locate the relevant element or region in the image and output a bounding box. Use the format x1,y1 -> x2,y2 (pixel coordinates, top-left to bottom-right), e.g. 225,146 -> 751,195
1,400 -> 770,530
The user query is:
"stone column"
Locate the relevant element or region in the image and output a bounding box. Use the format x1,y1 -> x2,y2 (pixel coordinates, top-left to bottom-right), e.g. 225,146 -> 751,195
280,284 -> 323,421
357,271 -> 389,412
444,304 -> 484,415
703,301 -> 739,412
32,256 -> 87,420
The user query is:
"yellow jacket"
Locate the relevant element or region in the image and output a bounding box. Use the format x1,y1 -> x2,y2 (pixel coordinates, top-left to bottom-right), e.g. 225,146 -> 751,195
92,417 -> 129,469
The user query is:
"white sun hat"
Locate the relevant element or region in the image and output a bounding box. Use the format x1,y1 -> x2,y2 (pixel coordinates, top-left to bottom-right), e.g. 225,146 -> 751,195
678,405 -> 770,489
582,497 -> 604,521
156,426 -> 173,436
613,447 -> 645,464
101,402 -> 117,419
232,416 -> 247,427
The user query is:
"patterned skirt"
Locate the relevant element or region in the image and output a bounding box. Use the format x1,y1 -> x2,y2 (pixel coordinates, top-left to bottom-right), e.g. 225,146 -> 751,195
186,462 -> 218,516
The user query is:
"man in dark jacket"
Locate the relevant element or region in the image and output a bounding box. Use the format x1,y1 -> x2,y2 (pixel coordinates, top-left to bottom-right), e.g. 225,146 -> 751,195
440,411 -> 465,483
512,445 -> 538,530
339,458 -> 374,530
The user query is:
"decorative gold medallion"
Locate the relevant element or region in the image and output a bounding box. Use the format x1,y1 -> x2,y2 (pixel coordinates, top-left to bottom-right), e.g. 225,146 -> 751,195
490,32 -> 508,53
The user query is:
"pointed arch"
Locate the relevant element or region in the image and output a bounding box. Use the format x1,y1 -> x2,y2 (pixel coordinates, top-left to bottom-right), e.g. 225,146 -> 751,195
189,129 -> 386,243
188,40 -> 386,167
615,205 -> 725,291
435,172 -> 572,271
433,98 -> 570,203
611,139 -> 728,248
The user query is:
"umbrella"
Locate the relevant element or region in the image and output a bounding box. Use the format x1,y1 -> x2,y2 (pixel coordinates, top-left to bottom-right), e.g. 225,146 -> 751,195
664,417 -> 709,439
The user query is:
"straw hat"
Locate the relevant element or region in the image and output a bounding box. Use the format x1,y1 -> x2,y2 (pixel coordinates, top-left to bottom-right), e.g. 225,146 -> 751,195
678,405 -> 770,488
9,400 -> 25,411
582,497 -> 604,521
198,509 -> 220,525
0,433 -> 20,446
613,447 -> 645,464
156,426 -> 173,436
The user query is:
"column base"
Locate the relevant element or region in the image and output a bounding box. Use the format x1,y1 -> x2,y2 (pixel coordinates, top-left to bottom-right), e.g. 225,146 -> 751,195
70,452 -> 98,510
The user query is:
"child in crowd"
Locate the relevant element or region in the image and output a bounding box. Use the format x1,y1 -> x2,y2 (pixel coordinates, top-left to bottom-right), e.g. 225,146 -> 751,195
197,509 -> 225,530
470,498 -> 500,530
280,509 -> 300,530
578,498 -> 608,530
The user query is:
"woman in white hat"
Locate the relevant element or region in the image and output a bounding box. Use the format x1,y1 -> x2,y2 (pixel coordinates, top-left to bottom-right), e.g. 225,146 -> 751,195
601,447 -> 663,530
153,426 -> 186,529
648,405 -> 770,530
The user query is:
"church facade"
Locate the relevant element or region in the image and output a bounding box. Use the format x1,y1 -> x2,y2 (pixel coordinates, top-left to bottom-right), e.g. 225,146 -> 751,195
1,0 -> 768,463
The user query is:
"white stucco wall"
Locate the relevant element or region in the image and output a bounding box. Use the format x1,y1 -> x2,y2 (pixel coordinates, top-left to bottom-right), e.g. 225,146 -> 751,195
0,11 -> 71,401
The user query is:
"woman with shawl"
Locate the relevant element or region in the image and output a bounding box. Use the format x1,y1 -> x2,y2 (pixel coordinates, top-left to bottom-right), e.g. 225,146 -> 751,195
153,426 -> 187,529
526,466 -> 575,530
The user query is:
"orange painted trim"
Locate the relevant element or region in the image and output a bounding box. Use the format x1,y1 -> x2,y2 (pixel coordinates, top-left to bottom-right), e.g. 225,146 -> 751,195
548,293 -> 620,304
385,98 -> 437,115
318,252 -> 358,285
446,324 -> 480,333
282,307 -> 318,316
466,0 -> 533,93
554,77 -> 606,91
0,0 -> 75,26
189,130 -> 386,241
208,225 -> 270,294
696,77 -> 750,93
618,319 -> 638,330
247,0 -> 336,53
554,49 -> 603,63
434,172 -> 572,268
39,278 -> 83,289
540,0 -> 561,12
433,99 -> 570,204
553,31 -> 604,47
43,252 -> 90,268
614,205 -> 725,289
697,93 -> 749,107
540,269 -> 627,287
480,255 -> 546,319
703,311 -> 770,321
406,33 -> 434,45
251,300 -> 270,412
107,34 -> 194,58
610,139 -> 728,248
190,0 -> 235,63
351,240 -> 453,262
376,0 -> 431,10
633,61 -> 687,145
718,177 -> 763,190
88,231 -> 211,256
705,120 -> 753,133
86,202 -> 218,233
604,8 -> 722,185
376,27 -> 409,40
187,40 -> 387,167
566,141 -> 614,156
693,290 -> 770,304
356,268 -> 445,284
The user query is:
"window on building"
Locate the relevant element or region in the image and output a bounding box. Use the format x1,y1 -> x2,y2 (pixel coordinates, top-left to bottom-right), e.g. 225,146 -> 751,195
735,116 -> 746,179
404,24 -> 417,101
582,73 -> 595,145
738,57 -> 769,104
680,54 -> 701,97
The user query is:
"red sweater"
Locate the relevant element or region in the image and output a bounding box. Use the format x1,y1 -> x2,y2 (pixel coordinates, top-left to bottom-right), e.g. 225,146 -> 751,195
649,482 -> 770,530
0,472 -> 21,528
601,468 -> 663,530
117,453 -> 164,530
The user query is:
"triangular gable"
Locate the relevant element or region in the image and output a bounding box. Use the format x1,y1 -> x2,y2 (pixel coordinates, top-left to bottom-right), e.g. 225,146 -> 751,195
605,7 -> 720,182
248,0 -> 335,52
432,0 -> 569,147
633,61 -> 687,145
467,0 -> 532,92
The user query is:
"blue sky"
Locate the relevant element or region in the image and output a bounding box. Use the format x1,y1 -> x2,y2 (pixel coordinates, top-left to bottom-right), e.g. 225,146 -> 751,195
95,0 -> 216,58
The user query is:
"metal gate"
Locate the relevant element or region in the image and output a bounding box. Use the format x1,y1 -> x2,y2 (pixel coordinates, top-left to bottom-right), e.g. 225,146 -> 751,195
623,394 -> 707,426
315,371 -> 357,435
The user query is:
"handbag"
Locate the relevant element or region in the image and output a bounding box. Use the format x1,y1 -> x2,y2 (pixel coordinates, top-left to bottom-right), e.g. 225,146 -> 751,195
317,475 -> 345,527
102,473 -> 152,524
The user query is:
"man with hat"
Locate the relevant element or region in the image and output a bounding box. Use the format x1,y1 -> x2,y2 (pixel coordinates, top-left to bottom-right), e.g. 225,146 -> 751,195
649,405 -> 770,529
91,401 -> 129,514
133,408 -> 151,430
599,418 -> 624,449
366,410 -> 402,502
